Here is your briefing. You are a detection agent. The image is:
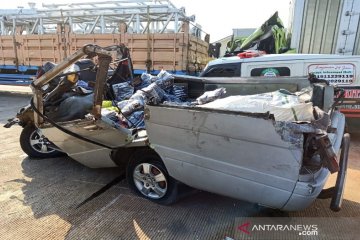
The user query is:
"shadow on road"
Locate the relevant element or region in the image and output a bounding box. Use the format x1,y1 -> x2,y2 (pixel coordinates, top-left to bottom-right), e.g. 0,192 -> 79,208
9,154 -> 360,239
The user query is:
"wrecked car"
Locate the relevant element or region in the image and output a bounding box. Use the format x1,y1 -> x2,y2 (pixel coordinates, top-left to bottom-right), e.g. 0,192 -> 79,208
5,44 -> 350,211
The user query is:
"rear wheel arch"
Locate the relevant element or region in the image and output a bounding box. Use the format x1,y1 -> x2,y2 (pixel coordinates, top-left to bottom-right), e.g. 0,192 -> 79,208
111,147 -> 137,168
111,147 -> 160,167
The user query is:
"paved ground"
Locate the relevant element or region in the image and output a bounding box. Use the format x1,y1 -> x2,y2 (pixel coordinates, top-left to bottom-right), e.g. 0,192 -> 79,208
0,92 -> 360,240
0,85 -> 32,95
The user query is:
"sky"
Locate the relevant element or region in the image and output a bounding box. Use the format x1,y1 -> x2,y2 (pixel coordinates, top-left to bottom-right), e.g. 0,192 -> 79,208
4,0 -> 291,42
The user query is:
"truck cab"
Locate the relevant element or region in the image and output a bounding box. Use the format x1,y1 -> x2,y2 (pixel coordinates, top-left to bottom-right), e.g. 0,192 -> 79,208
200,53 -> 360,117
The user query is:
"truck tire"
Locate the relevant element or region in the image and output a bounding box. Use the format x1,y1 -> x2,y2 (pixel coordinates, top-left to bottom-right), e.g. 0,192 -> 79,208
127,149 -> 178,205
20,124 -> 63,158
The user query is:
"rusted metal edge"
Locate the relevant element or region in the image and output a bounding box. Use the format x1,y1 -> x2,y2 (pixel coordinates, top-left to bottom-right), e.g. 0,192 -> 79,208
151,104 -> 275,120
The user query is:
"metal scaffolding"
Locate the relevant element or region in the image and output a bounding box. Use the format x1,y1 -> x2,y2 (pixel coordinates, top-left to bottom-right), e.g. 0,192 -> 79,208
0,0 -> 198,35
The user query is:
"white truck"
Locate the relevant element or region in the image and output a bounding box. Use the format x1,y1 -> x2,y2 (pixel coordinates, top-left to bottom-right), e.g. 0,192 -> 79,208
200,53 -> 360,118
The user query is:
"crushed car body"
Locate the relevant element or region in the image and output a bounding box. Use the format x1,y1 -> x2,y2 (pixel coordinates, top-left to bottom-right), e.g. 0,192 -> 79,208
5,44 -> 350,211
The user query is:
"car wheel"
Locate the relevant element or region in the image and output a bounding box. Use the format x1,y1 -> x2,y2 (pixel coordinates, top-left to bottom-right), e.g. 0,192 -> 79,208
127,149 -> 178,205
20,124 -> 64,158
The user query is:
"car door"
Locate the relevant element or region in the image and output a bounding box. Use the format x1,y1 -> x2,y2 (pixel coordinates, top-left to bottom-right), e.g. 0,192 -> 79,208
37,51 -> 136,168
40,110 -> 134,168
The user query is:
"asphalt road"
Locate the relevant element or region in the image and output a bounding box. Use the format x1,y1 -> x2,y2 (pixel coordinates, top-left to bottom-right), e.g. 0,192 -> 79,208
0,92 -> 359,240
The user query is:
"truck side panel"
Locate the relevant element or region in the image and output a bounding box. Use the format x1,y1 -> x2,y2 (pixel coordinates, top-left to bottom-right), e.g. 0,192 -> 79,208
0,24 -> 209,75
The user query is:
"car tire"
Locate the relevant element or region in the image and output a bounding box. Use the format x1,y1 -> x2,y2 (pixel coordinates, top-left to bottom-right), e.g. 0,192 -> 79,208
127,148 -> 178,205
19,124 -> 64,158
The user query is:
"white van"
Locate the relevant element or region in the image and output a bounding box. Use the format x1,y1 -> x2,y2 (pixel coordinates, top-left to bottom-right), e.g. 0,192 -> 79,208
200,54 -> 360,118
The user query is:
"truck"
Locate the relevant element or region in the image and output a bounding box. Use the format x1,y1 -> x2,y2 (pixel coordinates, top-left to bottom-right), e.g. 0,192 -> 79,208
289,0 -> 360,55
200,53 -> 360,118
5,44 -> 349,212
224,0 -> 360,56
0,0 -> 209,85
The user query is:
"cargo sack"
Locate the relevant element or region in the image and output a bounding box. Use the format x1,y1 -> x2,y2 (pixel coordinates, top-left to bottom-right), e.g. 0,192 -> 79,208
173,85 -> 188,101
127,111 -> 145,129
117,98 -> 145,117
112,82 -> 134,101
101,108 -> 120,128
200,90 -> 314,122
140,83 -> 165,105
156,69 -> 174,93
196,88 -> 227,105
